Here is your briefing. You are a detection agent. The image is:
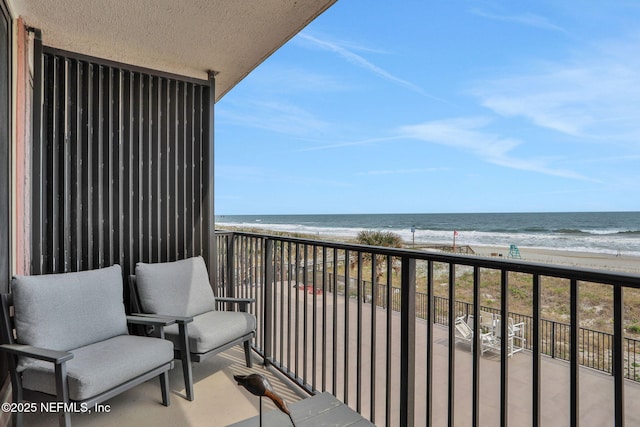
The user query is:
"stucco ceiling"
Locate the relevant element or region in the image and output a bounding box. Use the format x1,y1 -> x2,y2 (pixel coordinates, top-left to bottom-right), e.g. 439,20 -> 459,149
10,0 -> 337,101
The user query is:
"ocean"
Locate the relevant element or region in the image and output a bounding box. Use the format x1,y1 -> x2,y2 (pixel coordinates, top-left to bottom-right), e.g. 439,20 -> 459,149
215,212 -> 640,257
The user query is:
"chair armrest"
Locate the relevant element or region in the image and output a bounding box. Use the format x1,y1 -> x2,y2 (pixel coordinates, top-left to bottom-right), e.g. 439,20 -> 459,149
0,344 -> 73,364
511,322 -> 525,334
216,297 -> 255,304
127,315 -> 182,340
216,297 -> 255,313
131,313 -> 194,324
127,315 -> 176,327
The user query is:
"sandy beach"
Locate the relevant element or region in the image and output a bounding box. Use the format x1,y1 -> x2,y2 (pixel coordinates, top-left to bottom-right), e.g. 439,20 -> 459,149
470,244 -> 640,275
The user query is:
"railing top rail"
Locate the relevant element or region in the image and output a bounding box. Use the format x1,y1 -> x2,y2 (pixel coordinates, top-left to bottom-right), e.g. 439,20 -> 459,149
215,230 -> 640,288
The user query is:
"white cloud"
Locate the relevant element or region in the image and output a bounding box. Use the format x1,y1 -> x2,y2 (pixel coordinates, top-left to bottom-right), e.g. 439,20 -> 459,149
398,117 -> 592,180
218,100 -> 328,136
469,8 -> 570,35
300,136 -> 404,151
399,117 -> 520,156
357,167 -> 447,176
249,65 -> 351,94
297,33 -> 446,102
216,164 -> 351,188
215,165 -> 270,180
470,37 -> 640,143
297,34 -> 414,89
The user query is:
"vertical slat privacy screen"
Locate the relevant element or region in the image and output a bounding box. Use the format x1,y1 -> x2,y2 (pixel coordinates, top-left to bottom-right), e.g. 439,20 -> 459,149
0,0 -> 10,294
32,47 -> 213,282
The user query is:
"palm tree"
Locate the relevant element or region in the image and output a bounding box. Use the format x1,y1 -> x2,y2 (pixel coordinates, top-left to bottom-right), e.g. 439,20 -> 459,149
352,230 -> 403,284
355,230 -> 404,248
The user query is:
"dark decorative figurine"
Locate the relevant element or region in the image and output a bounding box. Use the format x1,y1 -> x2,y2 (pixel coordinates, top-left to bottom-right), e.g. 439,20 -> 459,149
234,373 -> 296,426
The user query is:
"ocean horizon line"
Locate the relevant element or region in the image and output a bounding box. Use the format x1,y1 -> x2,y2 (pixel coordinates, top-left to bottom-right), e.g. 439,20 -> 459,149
217,210 -> 640,216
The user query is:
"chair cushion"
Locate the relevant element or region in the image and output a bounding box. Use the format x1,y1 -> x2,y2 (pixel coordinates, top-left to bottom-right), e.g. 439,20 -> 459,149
12,265 -> 128,352
164,310 -> 256,354
135,256 -> 216,317
20,335 -> 174,401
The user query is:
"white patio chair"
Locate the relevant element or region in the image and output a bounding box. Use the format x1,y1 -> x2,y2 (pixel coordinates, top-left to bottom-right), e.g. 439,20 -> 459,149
494,316 -> 526,357
454,316 -> 496,355
479,310 -> 495,333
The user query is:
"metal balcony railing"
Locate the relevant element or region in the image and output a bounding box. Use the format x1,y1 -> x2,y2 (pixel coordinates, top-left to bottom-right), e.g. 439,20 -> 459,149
213,230 -> 640,427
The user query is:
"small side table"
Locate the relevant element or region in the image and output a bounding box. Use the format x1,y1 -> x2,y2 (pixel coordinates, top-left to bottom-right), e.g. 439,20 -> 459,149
227,392 -> 375,426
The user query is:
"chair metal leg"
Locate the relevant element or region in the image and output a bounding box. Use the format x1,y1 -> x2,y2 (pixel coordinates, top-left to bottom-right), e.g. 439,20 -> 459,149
181,352 -> 194,401
159,371 -> 170,406
54,363 -> 71,427
178,323 -> 194,401
12,379 -> 23,427
243,340 -> 252,368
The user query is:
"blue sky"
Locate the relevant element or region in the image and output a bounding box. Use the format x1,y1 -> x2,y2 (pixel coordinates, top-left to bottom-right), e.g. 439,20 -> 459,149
215,1 -> 640,215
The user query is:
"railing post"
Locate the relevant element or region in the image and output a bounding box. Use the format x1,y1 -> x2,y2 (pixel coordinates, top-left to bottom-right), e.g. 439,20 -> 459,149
570,279 -> 579,427
400,256 -> 416,427
472,267 -> 481,427
532,274 -> 541,427
448,264 -> 456,426
613,285 -> 625,426
263,238 -> 274,365
225,234 -> 235,298
212,234 -> 219,291
500,270 -> 509,427
425,261 -> 434,427
552,322 -> 556,359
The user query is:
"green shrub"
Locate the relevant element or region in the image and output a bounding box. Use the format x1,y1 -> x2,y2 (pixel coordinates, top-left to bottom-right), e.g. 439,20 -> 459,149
627,324 -> 640,334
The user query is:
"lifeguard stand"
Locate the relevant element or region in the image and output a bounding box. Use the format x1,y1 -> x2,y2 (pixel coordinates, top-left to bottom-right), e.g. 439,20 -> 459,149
507,244 -> 521,259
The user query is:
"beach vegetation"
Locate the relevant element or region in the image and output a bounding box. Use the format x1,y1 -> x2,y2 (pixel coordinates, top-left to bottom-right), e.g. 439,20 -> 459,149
628,325 -> 640,334
354,230 -> 403,248
351,230 -> 403,283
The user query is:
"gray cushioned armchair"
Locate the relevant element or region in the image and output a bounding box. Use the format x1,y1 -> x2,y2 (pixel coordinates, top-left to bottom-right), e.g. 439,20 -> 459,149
130,256 -> 256,401
0,265 -> 175,427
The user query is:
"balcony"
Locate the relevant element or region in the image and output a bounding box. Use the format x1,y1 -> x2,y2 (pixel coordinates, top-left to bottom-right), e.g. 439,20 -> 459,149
18,230 -> 640,426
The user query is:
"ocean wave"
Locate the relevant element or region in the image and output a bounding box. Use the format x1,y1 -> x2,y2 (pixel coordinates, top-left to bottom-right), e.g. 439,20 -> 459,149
521,227 -> 548,233
617,230 -> 640,235
482,227 -> 548,233
554,228 -> 588,235
554,228 -> 640,236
